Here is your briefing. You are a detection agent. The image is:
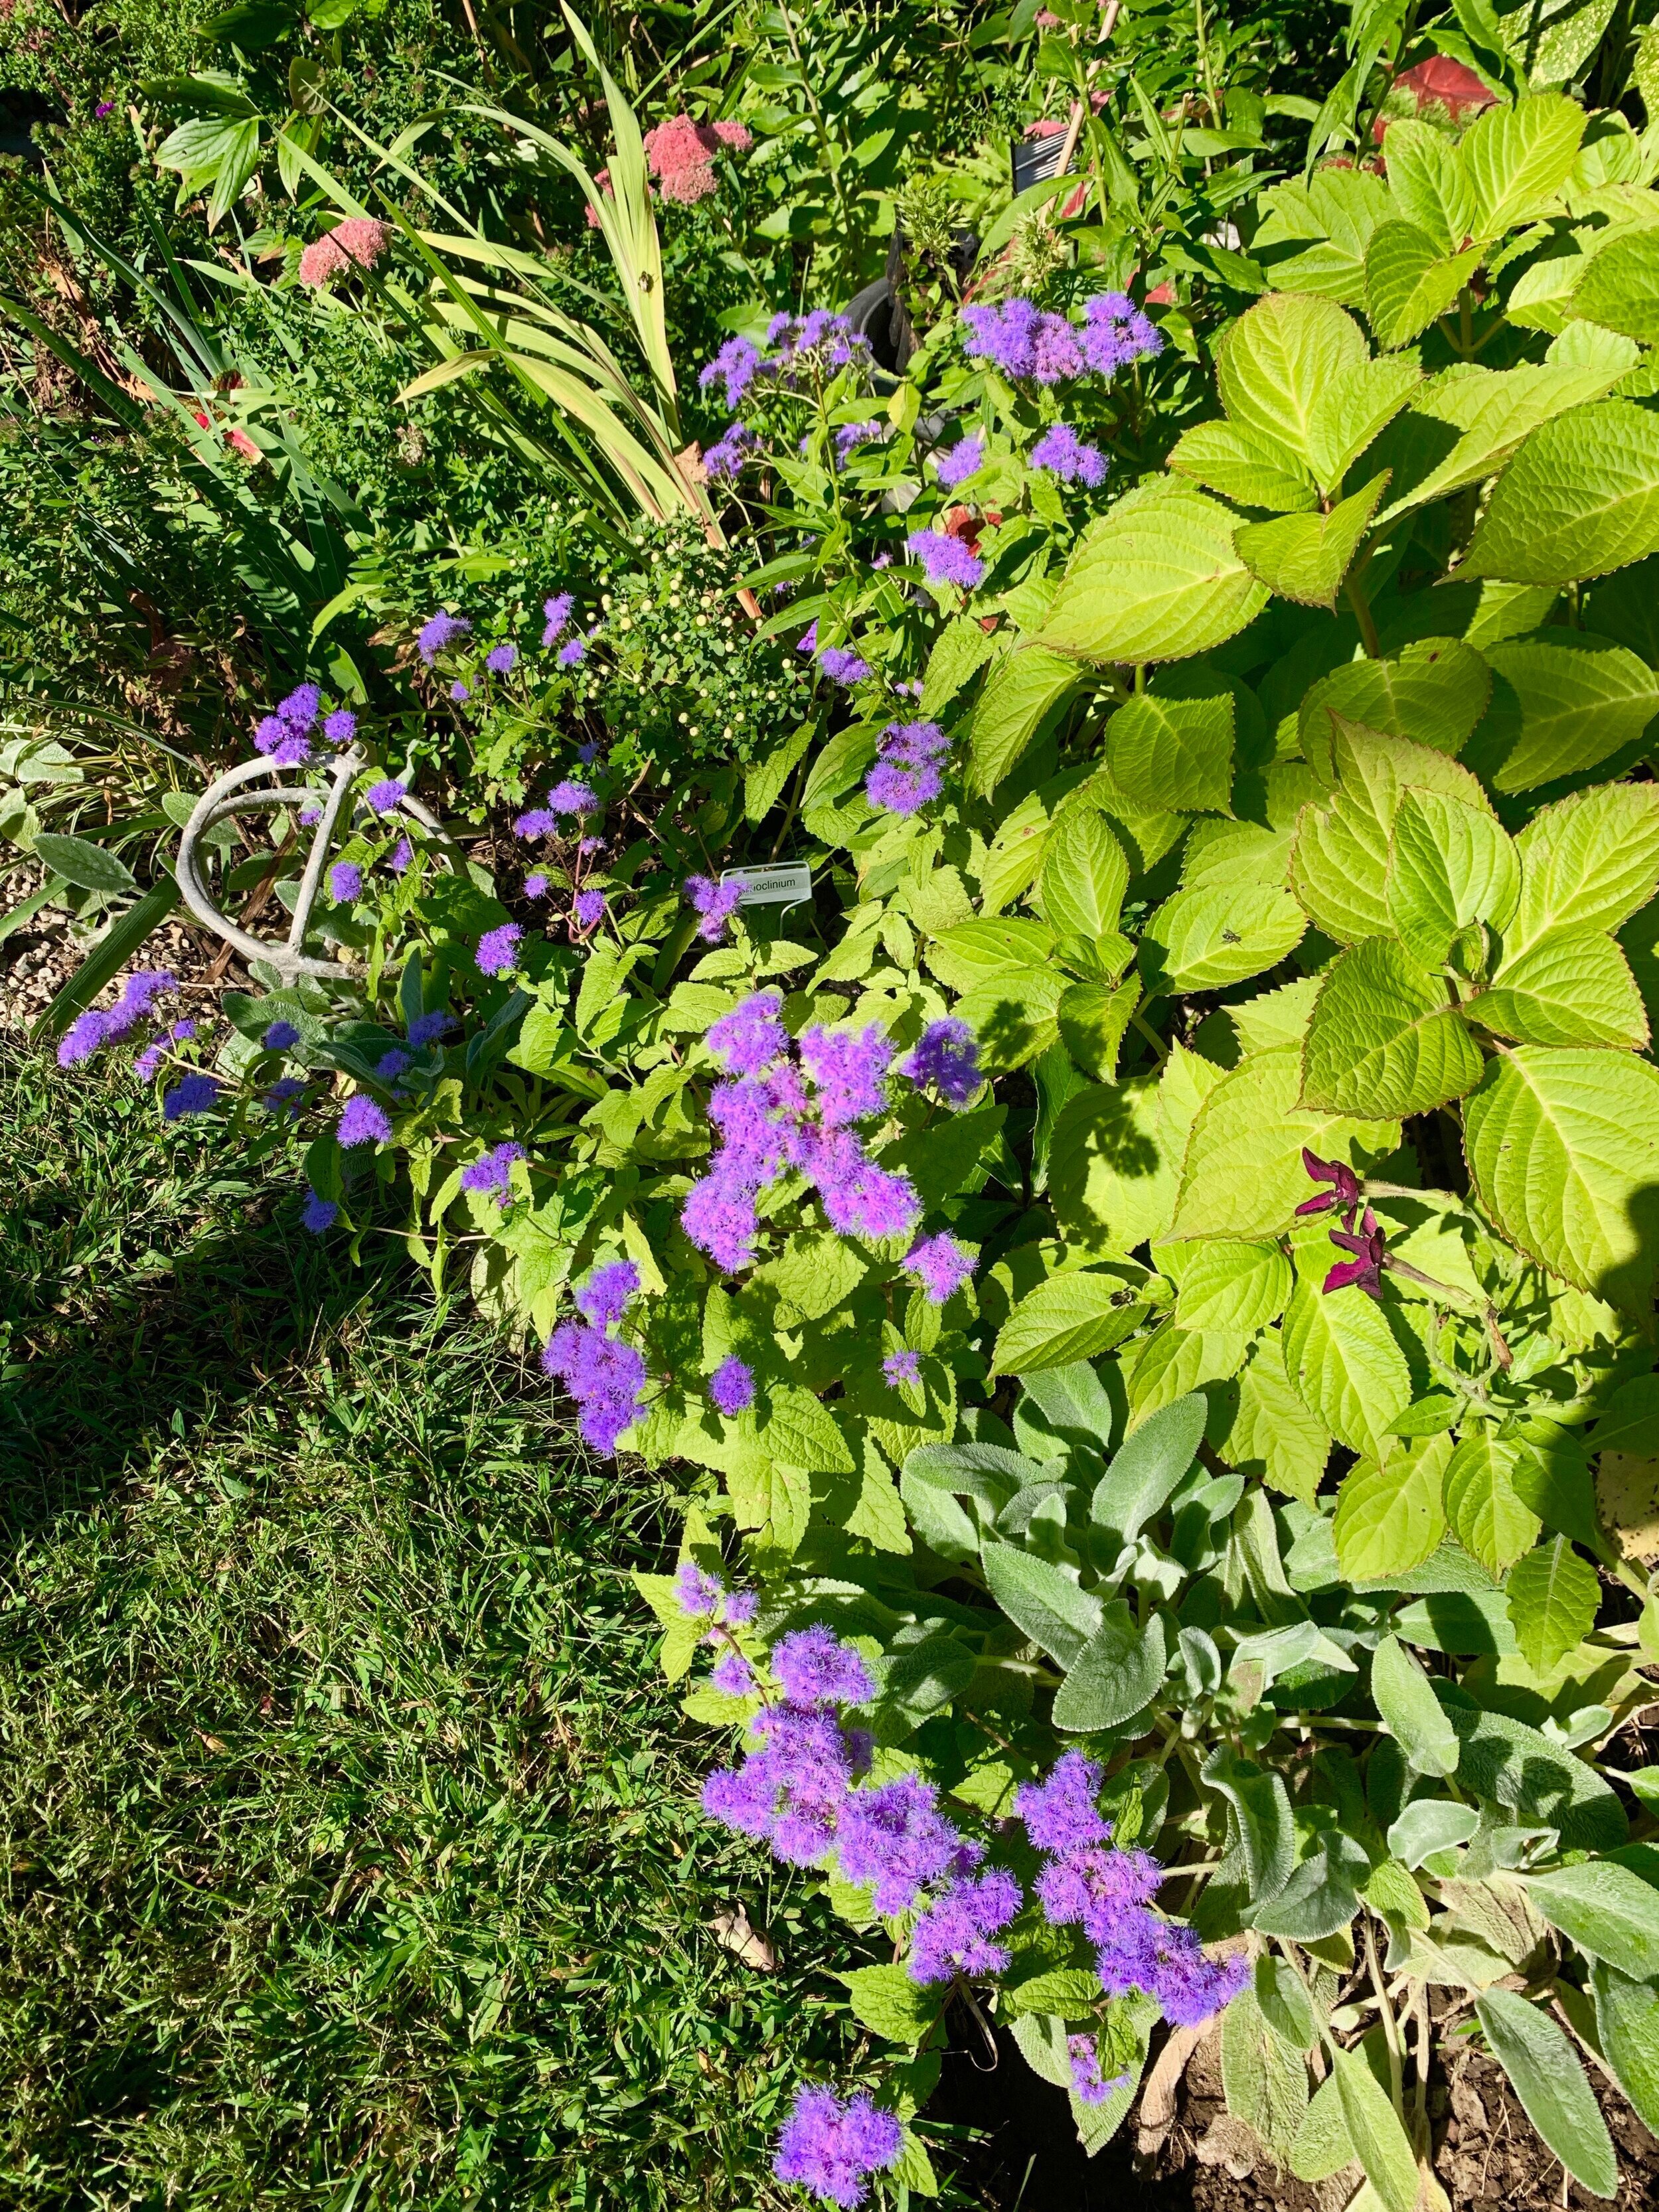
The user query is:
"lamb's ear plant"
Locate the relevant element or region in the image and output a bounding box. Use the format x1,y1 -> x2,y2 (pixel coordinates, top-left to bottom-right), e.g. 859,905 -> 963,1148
43,30 -> 1659,2208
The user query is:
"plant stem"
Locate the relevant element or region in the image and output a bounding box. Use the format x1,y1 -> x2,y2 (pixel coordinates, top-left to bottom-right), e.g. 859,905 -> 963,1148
1365,1909 -> 1406,2122
1345,564 -> 1383,659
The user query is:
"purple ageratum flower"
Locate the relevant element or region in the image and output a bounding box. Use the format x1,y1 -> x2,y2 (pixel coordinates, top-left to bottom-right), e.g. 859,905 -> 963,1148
254,717 -> 311,767
548,780 -> 599,818
277,683 -> 321,729
459,1141 -> 526,1207
323,707 -> 356,745
809,1132 -> 921,1243
485,643 -> 518,674
134,1018 -> 194,1082
703,422 -> 755,479
450,681 -> 471,704
576,1259 -> 639,1330
301,1191 -> 338,1233
906,529 -> 983,593
541,1318 -> 648,1455
708,1356 -> 755,1416
1069,2035 -> 1131,2106
1030,421 -> 1108,487
264,1020 -> 301,1052
298,806 -> 322,827
1032,314 -> 1086,383
558,638 -> 586,668
56,969 -> 177,1067
524,872 -> 550,900
514,809 -> 560,839
162,1072 -> 220,1122
407,1012 -> 453,1047
365,779 -> 406,815
834,419 -> 883,466
264,1076 -> 303,1113
866,757 -> 940,817
883,1349 -> 922,1388
684,874 -> 744,943
338,1094 -> 392,1147
707,989 -> 789,1076
698,335 -> 763,411
573,890 -> 605,932
908,1868 -> 1022,1985
904,1231 -> 974,1304
835,1773 -> 975,1915
577,740 -> 601,765
711,1650 -> 754,1696
476,923 -> 522,978
328,861 -> 362,904
417,611 -> 470,665
542,593 -> 574,647
681,1171 -> 759,1272
959,297 -> 1045,378
1094,1911 -> 1247,2029
773,2087 -> 902,2211
900,1017 -> 981,1107
796,620 -> 819,655
817,645 -> 871,686
934,434 -> 984,489
95,100 -> 115,118
388,836 -> 413,874
798,1022 -> 892,1128
702,1702 -> 863,1865
1036,1840 -> 1162,1936
1081,291 -> 1164,375
1014,1751 -> 1113,1856
674,1561 -> 724,1619
772,1626 -> 875,1711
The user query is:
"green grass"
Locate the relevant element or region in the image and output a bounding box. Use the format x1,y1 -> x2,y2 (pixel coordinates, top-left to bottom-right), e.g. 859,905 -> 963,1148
0,1052 -> 921,2211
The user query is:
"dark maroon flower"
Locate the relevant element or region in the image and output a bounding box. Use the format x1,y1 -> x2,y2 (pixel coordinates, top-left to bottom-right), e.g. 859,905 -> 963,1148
1298,1147 -> 1362,1227
1324,1208 -> 1386,1300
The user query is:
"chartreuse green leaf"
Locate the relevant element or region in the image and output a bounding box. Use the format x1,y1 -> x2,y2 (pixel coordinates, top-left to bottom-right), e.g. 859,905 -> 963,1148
966,645 -> 1080,797
838,1964 -> 941,2045
1167,418 -> 1319,511
1381,118 -> 1475,256
1570,225 -> 1659,345
1462,94 -> 1585,241
953,967 -> 1067,1072
1052,1603 -> 1167,1733
1387,787 -> 1520,965
1170,1044 -> 1398,1240
1329,2042 -> 1419,2212
1235,470 -> 1389,609
1301,939 -> 1482,1117
920,614 -> 998,717
1221,1984 -> 1310,2160
1372,360 -> 1626,530
1509,783 -> 1659,952
1304,355 -> 1423,493
1299,636 -> 1492,759
1365,224 -> 1481,350
1524,1859 -> 1659,1984
1474,1989 -> 1617,2201
1443,1430 -> 1540,1578
992,1268 -> 1148,1374
1292,787 -> 1395,942
1462,1046 -> 1659,1313
1474,631 -> 1659,792
1508,1525 -> 1600,1663
925,917 -> 1054,994
1590,1961 -> 1659,2135
1472,929 -> 1648,1048
1141,878 -> 1305,994
1284,1257 -> 1413,1461
1037,479 -> 1271,665
1160,1239 -> 1291,1334
1214,290 -> 1370,465
1332,1436 -> 1451,1579
1039,808 -> 1129,938
1226,1330 -> 1331,1504
1058,978 -> 1139,1082
1106,686 -> 1234,814
1372,1632 -> 1460,1776
1465,399 -> 1659,586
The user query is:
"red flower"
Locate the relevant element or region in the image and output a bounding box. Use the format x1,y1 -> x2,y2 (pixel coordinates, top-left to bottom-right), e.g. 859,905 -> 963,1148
1324,1208 -> 1386,1300
1297,1147 -> 1362,1227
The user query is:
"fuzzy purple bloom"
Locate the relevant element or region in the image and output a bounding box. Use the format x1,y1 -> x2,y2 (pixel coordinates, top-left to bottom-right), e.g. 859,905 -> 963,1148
796,620 -> 818,655
459,1141 -> 526,1206
711,1650 -> 754,1696
904,1231 -> 974,1304
407,1012 -> 453,1046
323,707 -> 356,745
254,717 -> 310,767
542,1318 -> 647,1455
417,611 -> 470,664
56,970 -> 177,1067
576,1259 -> 639,1330
514,809 -> 560,840
708,1356 -> 755,1416
934,434 -> 984,488
817,645 -> 870,686
558,638 -> 586,668
906,530 -> 983,592
772,1626 -> 875,1711
328,862 -> 362,904
799,1022 -> 892,1128
302,1192 -> 338,1233
835,1774 -> 973,1915
573,890 -> 605,931
1069,2035 -> 1131,2106
703,421 -> 756,479
338,1094 -> 392,1147
162,1072 -> 220,1122
685,873 -> 745,943
485,643 -> 518,674
702,1701 -> 863,1865
548,779 -> 599,818
699,335 -> 763,410
450,680 -> 471,704
524,872 -> 550,900
1081,291 -> 1163,374
277,682 -> 320,728
773,2087 -> 902,2209
388,836 -> 413,874
264,1076 -> 303,1113
866,759 -> 942,816
680,1171 -> 759,1271
476,923 -> 522,978
900,1017 -> 981,1107
365,779 -> 406,815
809,1133 -> 921,1242
908,1868 -> 1021,1986
708,989 -> 789,1076
883,1349 -> 922,1388
1014,1753 -> 1113,1856
1030,420 -> 1108,486
542,593 -> 574,647
264,1020 -> 301,1052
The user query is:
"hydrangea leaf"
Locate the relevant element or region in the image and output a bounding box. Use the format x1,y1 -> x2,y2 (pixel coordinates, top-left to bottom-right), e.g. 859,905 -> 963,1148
1443,1429 -> 1540,1577
1167,418 -> 1320,511
1464,398 -> 1659,586
1472,927 -> 1648,1048
1214,290 -> 1370,464
1036,480 -> 1271,667
1170,1044 -> 1398,1240
1105,684 -> 1235,815
1331,1439 -> 1450,1581
1235,470 -> 1390,609
1470,631 -> 1659,791
1301,938 -> 1484,1118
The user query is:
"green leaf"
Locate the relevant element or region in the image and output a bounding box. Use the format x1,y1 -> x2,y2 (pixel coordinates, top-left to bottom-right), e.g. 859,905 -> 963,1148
1251,1826 -> 1371,1942
952,965 -> 1067,1073
1091,1392 -> 1207,1543
1010,2011 -> 1075,2088
1389,1798 -> 1480,1867
1474,1989 -> 1617,2201
1465,398 -> 1659,586
1510,783 -> 1659,951
1168,419 -> 1319,511
1235,469 -> 1389,609
1332,1438 -> 1451,1580
1058,979 -> 1139,1082
755,1385 -> 855,1473
1301,938 -> 1484,1117
1170,1044 -> 1398,1240
1474,928 -> 1648,1048
1253,1954 -> 1320,2051
1305,355 -> 1425,494
1126,1321 -> 1248,1419
32,831 -> 138,897
1329,2042 -> 1421,2212
1462,93 -> 1586,241
1052,1603 -> 1168,1732
925,917 -> 1055,995
33,876 -> 181,1040
1589,1961 -> 1659,2136
1226,1330 -> 1332,1504
1285,1267 -> 1414,1459
965,645 -> 1080,797
1437,1694 -> 1627,1850
1163,1240 -> 1292,1334
1568,224 -> 1659,345
753,1231 -> 868,1322
1462,1046 -> 1659,1314
1444,1429 -> 1540,1578
838,1963 -> 942,2046
1523,1859 -> 1659,1984
1365,224 -> 1482,350
1215,290 -> 1370,467
1382,118 -> 1476,256
1289,2071 -> 1355,2182
1372,360 -> 1627,530
1106,686 -> 1234,815
921,615 -> 998,718
1474,631 -> 1659,791
1036,480 -> 1271,667
1140,879 -> 1306,994
981,1541 -> 1103,1670
992,1269 -> 1148,1374
1003,1967 -> 1106,2020
1372,1632 -> 1461,1777
1386,787 -> 1520,966
1222,1985 -> 1311,2159
1299,636 -> 1492,759
1202,1744 -> 1297,1905
1039,808 -> 1130,939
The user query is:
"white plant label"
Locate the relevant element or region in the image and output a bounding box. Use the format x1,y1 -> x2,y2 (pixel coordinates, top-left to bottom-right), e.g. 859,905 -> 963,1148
720,862 -> 813,909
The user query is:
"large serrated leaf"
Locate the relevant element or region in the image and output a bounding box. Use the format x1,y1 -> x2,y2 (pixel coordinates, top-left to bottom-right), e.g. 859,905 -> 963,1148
1235,470 -> 1389,608
1473,927 -> 1648,1048
1386,785 -> 1520,965
1332,1439 -> 1451,1580
1301,937 -> 1483,1117
965,645 -> 1080,797
1215,291 -> 1370,463
1365,223 -> 1481,350
1039,808 -> 1130,938
1444,1429 -> 1540,1578
1465,399 -> 1659,586
1382,118 -> 1476,255
1306,355 -> 1424,492
991,1269 -> 1148,1375
1107,684 -> 1234,815
1170,1044 -> 1398,1239
1036,480 -> 1271,666
1283,1262 -> 1412,1459
1141,878 -> 1306,995
1299,635 -> 1492,759
1462,94 -> 1585,241
1509,783 -> 1659,952
1167,418 -> 1319,511
1371,360 -> 1626,530
1472,629 -> 1659,790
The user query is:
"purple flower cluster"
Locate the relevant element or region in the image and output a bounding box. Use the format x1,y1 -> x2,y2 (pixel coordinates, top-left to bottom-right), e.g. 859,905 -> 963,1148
329,861 -> 362,904
542,593 -> 574,648
134,1019 -> 195,1082
684,873 -> 744,943
903,1230 -> 974,1306
934,434 -> 984,489
907,529 -> 983,593
486,643 -> 518,675
866,718 -> 949,817
459,1141 -> 525,1207
338,1094 -> 391,1148
542,1259 -> 648,1453
365,778 -> 406,816
57,969 -> 177,1068
417,611 -> 471,665
908,1866 -> 1022,1984
703,1694 -> 870,1865
773,2087 -> 902,2210
1015,1754 -> 1246,2030
900,1017 -> 981,1107
960,293 -> 1162,382
408,1011 -> 454,1046
679,994 -> 923,1272
264,1020 -> 301,1052
1030,421 -> 1108,487
883,1349 -> 922,1387
476,923 -> 522,978
302,1191 -> 338,1233
1069,2035 -> 1131,2106
1082,290 -> 1164,372
833,419 -> 882,465
700,335 -> 763,410
817,644 -> 871,687
673,1559 -> 759,1626
703,420 -> 757,479
573,890 -> 605,933
836,1773 -> 980,1914
162,1071 -> 220,1122
708,1355 -> 755,1415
